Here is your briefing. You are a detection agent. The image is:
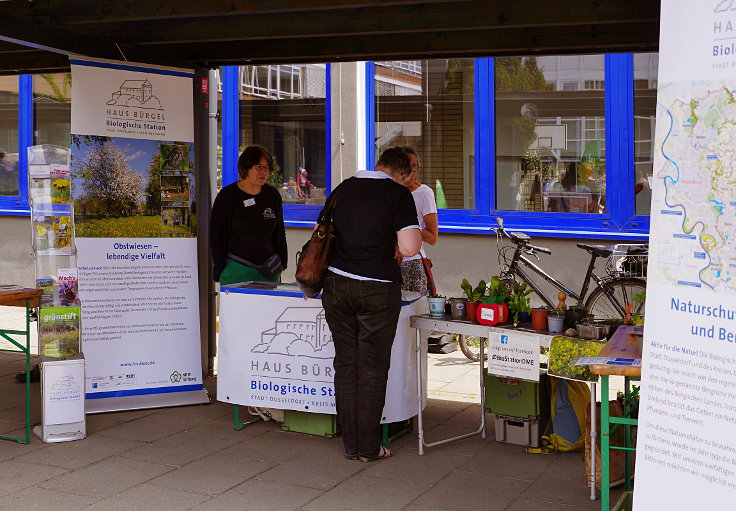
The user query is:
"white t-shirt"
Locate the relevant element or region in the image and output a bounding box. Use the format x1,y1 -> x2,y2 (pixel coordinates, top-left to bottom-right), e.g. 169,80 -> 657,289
404,183 -> 437,261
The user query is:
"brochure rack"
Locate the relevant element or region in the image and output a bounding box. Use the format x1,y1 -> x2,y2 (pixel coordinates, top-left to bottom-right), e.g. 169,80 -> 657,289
28,144 -> 86,442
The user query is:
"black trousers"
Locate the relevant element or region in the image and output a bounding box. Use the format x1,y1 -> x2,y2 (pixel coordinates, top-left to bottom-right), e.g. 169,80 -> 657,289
322,271 -> 401,458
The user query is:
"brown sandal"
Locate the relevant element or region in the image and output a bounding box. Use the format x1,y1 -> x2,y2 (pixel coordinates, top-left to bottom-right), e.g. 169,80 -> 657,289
359,445 -> 393,463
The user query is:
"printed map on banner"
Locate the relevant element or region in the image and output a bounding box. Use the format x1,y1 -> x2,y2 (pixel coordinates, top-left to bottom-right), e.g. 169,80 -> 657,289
651,80 -> 736,292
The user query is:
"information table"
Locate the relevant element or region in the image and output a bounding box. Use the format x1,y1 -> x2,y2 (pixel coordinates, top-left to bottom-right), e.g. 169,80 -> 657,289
590,325 -> 642,511
0,287 -> 41,444
218,282 -> 427,425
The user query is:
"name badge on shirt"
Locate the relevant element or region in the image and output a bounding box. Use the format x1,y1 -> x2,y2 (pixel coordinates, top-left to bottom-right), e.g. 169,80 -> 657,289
243,198 -> 256,208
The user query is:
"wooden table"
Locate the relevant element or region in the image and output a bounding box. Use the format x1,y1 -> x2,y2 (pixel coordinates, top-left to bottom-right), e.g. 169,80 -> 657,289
590,325 -> 642,510
0,288 -> 41,444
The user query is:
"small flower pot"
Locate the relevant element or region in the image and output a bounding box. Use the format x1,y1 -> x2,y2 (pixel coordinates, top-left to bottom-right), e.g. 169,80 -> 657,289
448,297 -> 467,320
547,313 -> 565,333
465,301 -> 479,322
531,308 -> 549,331
518,311 -> 532,324
564,307 -> 588,330
427,296 -> 446,317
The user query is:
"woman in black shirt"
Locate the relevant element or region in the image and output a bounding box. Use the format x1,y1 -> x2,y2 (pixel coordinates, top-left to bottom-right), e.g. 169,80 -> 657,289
210,145 -> 287,285
322,147 -> 422,462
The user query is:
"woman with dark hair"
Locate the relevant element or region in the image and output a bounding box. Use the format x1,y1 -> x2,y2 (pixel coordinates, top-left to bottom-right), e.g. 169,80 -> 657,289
210,145 -> 287,285
322,146 -> 422,462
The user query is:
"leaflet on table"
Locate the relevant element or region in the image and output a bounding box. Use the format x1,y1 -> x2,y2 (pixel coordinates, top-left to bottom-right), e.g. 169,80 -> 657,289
571,356 -> 641,367
487,331 -> 540,381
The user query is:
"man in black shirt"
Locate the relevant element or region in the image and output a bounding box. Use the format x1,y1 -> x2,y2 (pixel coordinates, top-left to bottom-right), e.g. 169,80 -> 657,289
321,147 -> 422,462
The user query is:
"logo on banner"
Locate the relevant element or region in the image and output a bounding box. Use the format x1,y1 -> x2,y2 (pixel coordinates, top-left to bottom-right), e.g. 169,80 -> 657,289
170,371 -> 182,383
107,78 -> 163,110
715,0 -> 736,13
500,334 -> 509,345
253,307 -> 334,358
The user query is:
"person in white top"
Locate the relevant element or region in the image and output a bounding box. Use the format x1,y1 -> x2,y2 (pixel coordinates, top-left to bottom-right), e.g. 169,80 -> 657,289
399,146 -> 439,292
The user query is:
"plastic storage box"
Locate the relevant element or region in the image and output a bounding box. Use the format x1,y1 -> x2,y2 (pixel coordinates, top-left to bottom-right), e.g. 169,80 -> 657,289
484,371 -> 550,419
282,410 -> 340,438
493,414 -> 548,448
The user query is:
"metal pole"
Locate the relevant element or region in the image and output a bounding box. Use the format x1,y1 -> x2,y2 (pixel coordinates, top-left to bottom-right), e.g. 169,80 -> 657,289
208,68 -> 219,206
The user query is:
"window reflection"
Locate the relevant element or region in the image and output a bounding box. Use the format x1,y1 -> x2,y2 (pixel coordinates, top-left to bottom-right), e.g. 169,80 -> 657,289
0,76 -> 19,196
495,55 -> 606,214
238,64 -> 327,205
634,53 -> 658,216
375,59 -> 475,209
34,73 -> 72,148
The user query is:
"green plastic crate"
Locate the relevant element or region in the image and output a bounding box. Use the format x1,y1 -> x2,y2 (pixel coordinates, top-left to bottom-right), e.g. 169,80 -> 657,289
484,371 -> 550,419
282,410 -> 340,438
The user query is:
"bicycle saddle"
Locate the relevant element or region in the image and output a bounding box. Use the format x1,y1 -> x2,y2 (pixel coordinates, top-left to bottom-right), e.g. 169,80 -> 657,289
576,243 -> 614,257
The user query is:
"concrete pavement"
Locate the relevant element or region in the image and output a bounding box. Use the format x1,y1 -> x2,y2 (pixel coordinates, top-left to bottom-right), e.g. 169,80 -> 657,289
0,344 -> 624,511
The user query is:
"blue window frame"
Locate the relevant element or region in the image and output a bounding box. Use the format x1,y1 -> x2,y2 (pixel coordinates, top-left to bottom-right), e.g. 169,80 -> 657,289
366,55 -> 650,241
220,64 -> 332,228
0,75 -> 30,216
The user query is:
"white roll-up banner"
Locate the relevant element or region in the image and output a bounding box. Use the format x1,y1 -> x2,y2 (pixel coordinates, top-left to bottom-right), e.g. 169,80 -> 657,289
635,1 -> 736,506
70,58 -> 204,406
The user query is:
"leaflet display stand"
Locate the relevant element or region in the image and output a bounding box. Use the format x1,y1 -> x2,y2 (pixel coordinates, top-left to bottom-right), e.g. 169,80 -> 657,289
28,144 -> 86,442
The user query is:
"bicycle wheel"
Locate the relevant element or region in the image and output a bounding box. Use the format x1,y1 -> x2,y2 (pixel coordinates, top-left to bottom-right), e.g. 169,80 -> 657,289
585,278 -> 646,321
458,335 -> 487,362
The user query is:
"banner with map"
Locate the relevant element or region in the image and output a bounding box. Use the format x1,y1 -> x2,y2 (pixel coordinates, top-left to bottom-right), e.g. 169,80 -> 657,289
634,1 -> 736,507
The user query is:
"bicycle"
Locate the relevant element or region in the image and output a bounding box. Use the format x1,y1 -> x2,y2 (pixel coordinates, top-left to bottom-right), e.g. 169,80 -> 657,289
458,217 -> 647,361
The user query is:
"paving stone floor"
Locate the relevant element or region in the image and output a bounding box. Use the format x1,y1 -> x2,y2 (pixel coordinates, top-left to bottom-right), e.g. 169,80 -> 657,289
0,303 -> 623,510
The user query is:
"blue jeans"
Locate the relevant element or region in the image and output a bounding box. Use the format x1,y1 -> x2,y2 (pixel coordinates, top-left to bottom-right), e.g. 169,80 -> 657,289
322,271 -> 401,458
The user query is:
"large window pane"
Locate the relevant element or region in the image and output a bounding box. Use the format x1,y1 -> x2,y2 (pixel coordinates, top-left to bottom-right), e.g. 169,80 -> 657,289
634,53 -> 658,216
0,76 -> 19,196
374,59 -> 475,209
495,55 -> 606,214
239,64 -> 327,205
34,73 -> 72,148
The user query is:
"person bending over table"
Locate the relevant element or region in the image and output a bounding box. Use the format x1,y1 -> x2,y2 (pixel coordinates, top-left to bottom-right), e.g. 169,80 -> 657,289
210,145 -> 287,285
321,147 -> 422,462
399,146 -> 438,293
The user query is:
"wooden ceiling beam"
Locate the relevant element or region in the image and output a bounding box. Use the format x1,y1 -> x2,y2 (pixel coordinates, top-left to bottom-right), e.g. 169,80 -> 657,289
0,50 -> 71,74
123,21 -> 659,68
0,15 -> 120,60
0,0 -> 465,23
73,1 -> 659,46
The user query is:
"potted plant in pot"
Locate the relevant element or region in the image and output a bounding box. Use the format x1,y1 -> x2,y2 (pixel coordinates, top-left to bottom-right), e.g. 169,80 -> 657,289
507,282 -> 533,326
547,307 -> 566,333
484,276 -> 509,323
531,306 -> 550,331
460,279 -> 486,322
427,294 -> 447,318
564,299 -> 588,330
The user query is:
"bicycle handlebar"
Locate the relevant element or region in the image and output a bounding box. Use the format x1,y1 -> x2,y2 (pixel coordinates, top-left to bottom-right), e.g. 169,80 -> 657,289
529,244 -> 551,255
494,217 -> 551,255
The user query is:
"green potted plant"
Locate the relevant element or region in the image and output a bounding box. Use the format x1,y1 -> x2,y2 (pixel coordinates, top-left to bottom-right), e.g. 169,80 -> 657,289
564,299 -> 588,329
547,307 -> 566,333
461,279 -> 486,322
507,282 -> 533,326
427,293 -> 447,317
485,276 -> 508,304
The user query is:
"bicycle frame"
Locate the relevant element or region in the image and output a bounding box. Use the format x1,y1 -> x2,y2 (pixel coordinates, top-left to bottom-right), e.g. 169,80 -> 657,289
504,244 -> 602,309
